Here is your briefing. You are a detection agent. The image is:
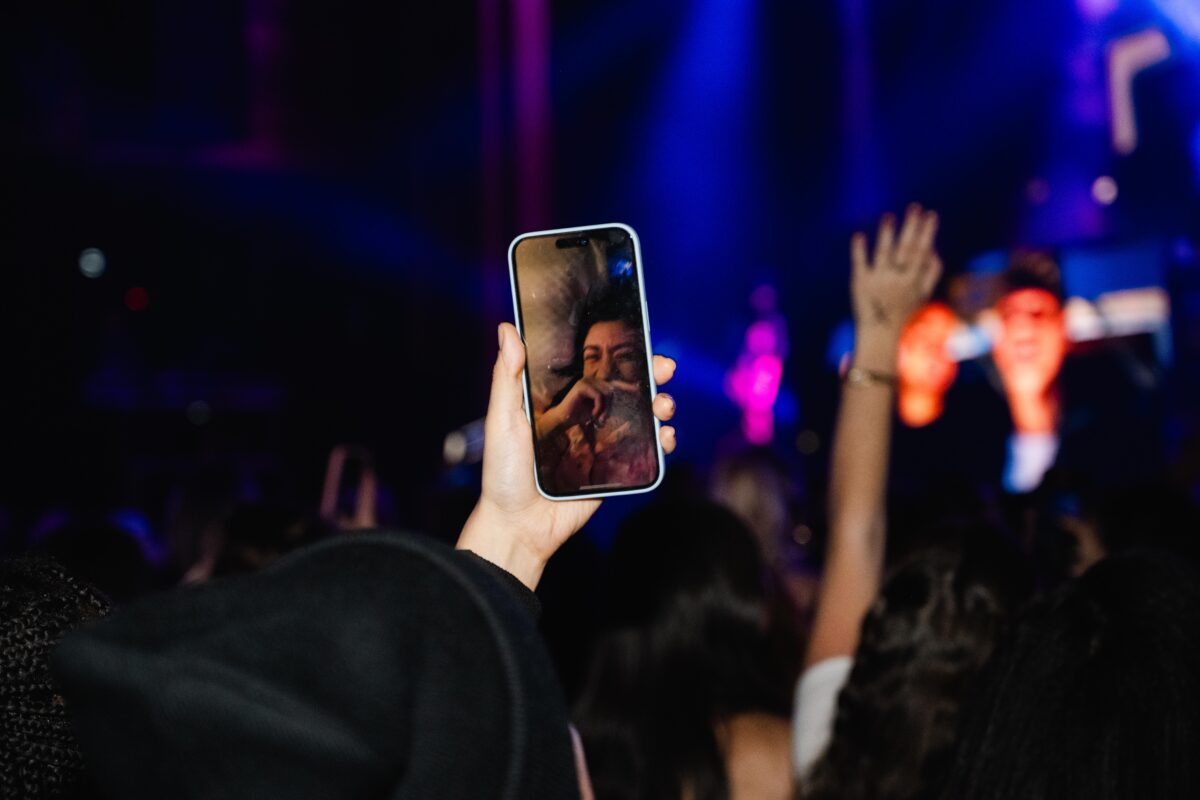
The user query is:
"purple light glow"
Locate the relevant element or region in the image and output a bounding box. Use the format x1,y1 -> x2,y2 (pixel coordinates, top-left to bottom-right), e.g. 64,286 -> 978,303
512,0 -> 551,229
1076,0 -> 1118,24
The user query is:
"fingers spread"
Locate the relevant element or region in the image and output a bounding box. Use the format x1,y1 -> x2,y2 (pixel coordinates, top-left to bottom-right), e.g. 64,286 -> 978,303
894,204 -> 921,268
652,355 -> 677,386
914,210 -> 939,261
851,232 -> 868,283
653,392 -> 676,422
921,254 -> 943,296
873,213 -> 896,268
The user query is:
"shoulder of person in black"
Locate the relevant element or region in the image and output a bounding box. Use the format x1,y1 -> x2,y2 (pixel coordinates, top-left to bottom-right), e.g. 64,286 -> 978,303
51,531 -> 581,800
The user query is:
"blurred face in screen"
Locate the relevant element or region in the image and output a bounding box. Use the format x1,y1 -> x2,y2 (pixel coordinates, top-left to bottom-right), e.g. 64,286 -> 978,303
583,320 -> 644,385
993,288 -> 1067,397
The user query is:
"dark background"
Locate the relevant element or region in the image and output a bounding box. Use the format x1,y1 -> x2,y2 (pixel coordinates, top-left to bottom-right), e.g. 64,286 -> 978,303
4,0 -> 1199,549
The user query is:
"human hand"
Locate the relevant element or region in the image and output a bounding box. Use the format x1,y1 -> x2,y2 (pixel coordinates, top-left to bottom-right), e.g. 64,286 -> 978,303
851,204 -> 942,340
457,323 -> 678,590
537,375 -> 641,437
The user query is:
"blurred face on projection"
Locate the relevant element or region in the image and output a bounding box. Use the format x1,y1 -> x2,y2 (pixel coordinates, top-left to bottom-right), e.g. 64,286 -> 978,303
898,303 -> 958,397
994,288 -> 1067,398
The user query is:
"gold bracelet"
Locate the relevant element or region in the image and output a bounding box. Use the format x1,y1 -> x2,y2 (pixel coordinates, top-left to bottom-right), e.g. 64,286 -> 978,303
844,366 -> 897,388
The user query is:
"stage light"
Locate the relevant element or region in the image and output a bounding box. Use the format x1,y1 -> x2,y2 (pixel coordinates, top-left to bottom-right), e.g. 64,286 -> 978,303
79,248 -> 106,279
1092,175 -> 1118,204
1151,0 -> 1200,42
443,431 -> 467,465
124,287 -> 150,312
1192,122 -> 1200,187
186,400 -> 212,426
1108,29 -> 1171,155
1076,0 -> 1118,23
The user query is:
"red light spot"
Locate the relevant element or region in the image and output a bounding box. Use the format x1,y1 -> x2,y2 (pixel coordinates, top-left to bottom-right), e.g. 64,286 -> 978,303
124,287 -> 149,312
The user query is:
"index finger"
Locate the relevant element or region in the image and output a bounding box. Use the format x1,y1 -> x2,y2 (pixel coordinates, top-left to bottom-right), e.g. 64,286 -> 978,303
653,355 -> 676,386
913,210 -> 939,261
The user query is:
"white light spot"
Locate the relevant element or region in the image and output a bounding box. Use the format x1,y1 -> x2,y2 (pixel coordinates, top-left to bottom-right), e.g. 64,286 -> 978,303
443,431 -> 467,465
79,248 -> 106,279
1092,175 -> 1118,205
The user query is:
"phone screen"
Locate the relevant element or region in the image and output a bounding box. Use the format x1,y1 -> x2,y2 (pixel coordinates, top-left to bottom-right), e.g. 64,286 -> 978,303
510,225 -> 662,499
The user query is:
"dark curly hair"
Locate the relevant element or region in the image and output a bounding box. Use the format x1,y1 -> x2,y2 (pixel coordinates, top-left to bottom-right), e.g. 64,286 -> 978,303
801,541 -> 1021,800
1,558 -> 110,799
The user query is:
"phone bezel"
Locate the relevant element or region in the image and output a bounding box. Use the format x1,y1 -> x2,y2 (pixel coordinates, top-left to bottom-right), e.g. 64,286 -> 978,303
508,222 -> 666,502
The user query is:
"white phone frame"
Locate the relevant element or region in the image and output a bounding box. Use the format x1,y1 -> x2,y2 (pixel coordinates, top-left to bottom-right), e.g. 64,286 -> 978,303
508,222 -> 666,501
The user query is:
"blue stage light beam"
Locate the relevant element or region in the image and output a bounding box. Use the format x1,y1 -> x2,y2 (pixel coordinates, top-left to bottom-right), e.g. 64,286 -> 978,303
621,0 -> 763,350
1151,0 -> 1200,43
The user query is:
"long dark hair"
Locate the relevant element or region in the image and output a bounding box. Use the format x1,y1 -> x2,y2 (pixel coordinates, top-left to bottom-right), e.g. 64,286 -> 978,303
942,553 -> 1200,800
574,500 -> 794,800
802,532 -> 1025,800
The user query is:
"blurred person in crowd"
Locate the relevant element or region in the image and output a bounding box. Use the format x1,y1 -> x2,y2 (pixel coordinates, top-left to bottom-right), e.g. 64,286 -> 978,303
1,558 -> 110,800
49,323 -> 679,800
207,503 -> 331,579
320,444 -> 380,531
896,302 -> 959,429
796,206 -> 1024,800
888,296 -> 1009,499
165,464 -> 244,580
991,252 -> 1069,493
30,515 -> 160,603
989,251 -> 1165,494
711,447 -> 816,603
535,290 -> 660,494
1027,469 -> 1200,588
944,553 -> 1200,799
574,499 -> 798,800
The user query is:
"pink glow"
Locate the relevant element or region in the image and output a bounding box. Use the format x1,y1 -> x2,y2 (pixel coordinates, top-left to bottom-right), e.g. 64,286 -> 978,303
512,0 -> 551,229
746,320 -> 778,354
727,290 -> 789,445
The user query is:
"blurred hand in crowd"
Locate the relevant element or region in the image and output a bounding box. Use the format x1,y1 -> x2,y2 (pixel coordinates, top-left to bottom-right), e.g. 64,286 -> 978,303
851,204 -> 943,343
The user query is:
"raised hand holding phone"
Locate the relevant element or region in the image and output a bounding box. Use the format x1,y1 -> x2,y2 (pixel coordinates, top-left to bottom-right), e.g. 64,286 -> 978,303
457,323 -> 677,590
509,224 -> 664,499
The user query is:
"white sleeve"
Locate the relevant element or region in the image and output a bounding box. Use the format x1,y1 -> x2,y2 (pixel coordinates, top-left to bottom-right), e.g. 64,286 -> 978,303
791,655 -> 854,779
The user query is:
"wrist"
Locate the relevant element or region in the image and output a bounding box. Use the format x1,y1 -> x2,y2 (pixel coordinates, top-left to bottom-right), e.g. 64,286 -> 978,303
852,329 -> 901,373
457,498 -> 547,591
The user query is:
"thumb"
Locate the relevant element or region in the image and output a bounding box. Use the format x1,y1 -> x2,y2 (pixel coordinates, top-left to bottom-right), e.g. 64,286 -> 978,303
489,323 -> 528,426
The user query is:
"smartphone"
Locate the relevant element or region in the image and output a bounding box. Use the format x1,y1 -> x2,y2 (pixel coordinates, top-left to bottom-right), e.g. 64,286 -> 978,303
509,223 -> 665,500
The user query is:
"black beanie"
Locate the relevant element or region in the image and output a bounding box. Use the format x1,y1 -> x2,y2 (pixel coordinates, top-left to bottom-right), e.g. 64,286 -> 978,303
51,531 -> 581,800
